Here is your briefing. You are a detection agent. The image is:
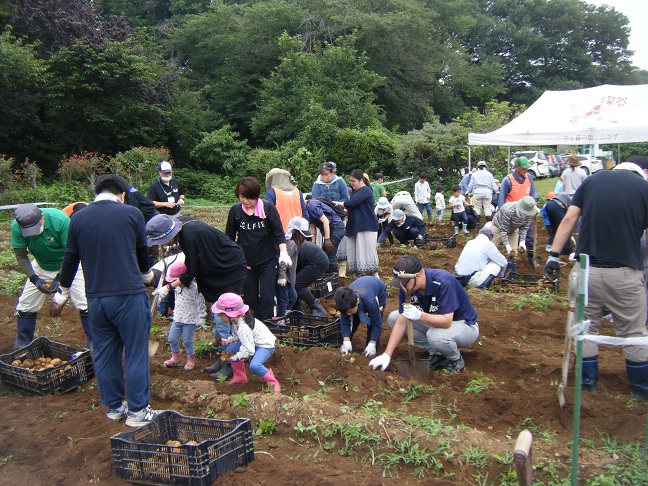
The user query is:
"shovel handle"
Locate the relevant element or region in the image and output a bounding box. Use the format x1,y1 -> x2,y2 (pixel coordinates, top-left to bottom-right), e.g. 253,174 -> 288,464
406,319 -> 414,346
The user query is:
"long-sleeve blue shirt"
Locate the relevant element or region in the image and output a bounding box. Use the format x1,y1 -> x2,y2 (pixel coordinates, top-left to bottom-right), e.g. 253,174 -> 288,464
339,276 -> 387,342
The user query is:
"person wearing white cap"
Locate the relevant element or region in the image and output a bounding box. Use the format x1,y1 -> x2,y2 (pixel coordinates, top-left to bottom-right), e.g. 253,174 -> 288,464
491,196 -> 538,257
377,209 -> 426,246
374,197 -> 394,245
147,160 -> 185,216
546,157 -> 648,401
390,190 -> 423,220
11,203 -> 92,350
454,224 -> 508,289
467,161 -> 498,222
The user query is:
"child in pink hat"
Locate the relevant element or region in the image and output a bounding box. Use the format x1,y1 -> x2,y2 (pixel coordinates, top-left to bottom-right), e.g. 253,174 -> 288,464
212,293 -> 280,393
159,261 -> 206,370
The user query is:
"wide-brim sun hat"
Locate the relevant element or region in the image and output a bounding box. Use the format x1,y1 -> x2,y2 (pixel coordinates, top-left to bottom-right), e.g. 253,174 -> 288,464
146,214 -> 182,247
515,195 -> 538,217
567,155 -> 581,167
165,261 -> 187,282
212,293 -> 249,318
377,197 -> 389,209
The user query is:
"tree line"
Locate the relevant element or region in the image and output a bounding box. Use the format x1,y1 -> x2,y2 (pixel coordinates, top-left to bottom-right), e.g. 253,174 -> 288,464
1,0 -> 646,202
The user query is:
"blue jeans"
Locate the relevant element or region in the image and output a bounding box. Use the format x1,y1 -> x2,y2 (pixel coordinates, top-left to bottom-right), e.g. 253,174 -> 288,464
326,221 -> 347,273
168,321 -> 196,355
224,342 -> 275,377
275,282 -> 297,317
89,292 -> 151,412
452,210 -> 468,229
417,202 -> 432,217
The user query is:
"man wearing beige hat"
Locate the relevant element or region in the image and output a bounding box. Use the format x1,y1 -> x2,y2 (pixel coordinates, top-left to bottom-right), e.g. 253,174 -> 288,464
491,196 -> 538,258
560,155 -> 587,196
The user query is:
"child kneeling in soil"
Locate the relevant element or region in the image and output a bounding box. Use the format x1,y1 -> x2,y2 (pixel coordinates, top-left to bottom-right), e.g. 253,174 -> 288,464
158,261 -> 206,371
212,293 -> 280,393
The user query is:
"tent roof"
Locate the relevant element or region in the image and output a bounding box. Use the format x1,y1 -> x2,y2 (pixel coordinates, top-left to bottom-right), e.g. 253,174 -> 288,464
468,84 -> 648,146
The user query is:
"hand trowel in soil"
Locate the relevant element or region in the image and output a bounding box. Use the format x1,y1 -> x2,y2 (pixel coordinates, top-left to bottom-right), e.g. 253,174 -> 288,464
395,290 -> 430,378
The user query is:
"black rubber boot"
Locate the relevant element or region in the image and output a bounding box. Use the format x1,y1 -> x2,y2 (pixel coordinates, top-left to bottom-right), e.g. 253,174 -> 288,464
79,309 -> 93,351
527,249 -> 538,268
581,356 -> 599,393
205,358 -> 223,373
309,299 -> 328,317
14,311 -> 37,349
626,360 -> 648,401
211,363 -> 233,380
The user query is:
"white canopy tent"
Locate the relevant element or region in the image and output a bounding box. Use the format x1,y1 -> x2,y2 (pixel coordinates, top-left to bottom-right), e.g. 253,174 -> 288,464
467,84 -> 648,166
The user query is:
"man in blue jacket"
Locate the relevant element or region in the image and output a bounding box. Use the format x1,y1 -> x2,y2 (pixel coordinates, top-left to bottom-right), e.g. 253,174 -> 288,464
377,209 -> 426,246
334,276 -> 387,358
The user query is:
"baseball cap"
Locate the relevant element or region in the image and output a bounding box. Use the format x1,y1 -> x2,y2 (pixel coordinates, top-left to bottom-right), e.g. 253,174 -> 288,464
515,196 -> 538,217
477,160 -> 487,167
614,162 -> 647,180
158,161 -> 173,173
15,204 -> 43,237
390,255 -> 423,287
285,216 -> 312,239
515,157 -> 531,169
146,214 -> 182,246
390,209 -> 405,221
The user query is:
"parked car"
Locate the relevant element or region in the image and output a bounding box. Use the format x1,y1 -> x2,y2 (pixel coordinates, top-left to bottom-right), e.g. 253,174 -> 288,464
562,154 -> 604,175
546,154 -> 564,177
509,151 -> 550,179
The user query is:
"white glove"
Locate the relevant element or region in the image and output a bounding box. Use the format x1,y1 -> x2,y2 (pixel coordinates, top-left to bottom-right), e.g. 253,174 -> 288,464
52,290 -> 69,306
277,278 -> 287,287
221,337 -> 232,346
368,353 -> 391,371
505,243 -> 513,255
340,341 -> 352,355
278,251 -> 292,268
519,241 -> 527,251
401,304 -> 422,321
141,271 -> 155,286
153,285 -> 170,299
363,342 -> 377,357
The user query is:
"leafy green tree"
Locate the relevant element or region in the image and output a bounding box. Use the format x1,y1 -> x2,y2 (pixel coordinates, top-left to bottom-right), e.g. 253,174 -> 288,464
326,127 -> 399,178
191,125 -> 250,176
109,146 -> 171,188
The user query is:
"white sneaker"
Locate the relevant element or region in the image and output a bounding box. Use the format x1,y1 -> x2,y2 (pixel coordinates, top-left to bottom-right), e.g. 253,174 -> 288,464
125,406 -> 162,428
106,402 -> 128,421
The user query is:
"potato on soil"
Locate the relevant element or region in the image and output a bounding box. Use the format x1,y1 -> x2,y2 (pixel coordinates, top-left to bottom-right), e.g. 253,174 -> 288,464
220,351 -> 233,363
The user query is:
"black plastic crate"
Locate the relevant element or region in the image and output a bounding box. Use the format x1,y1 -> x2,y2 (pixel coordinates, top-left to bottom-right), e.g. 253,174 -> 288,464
110,411 -> 254,486
308,272 -> 338,298
422,233 -> 457,249
501,272 -> 559,293
265,311 -> 340,347
0,337 -> 94,395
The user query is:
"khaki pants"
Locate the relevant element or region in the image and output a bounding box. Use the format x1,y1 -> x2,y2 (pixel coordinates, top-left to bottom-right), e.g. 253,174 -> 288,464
16,261 -> 87,313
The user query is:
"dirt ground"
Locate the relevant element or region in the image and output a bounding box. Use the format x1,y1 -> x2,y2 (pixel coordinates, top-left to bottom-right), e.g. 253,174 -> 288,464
0,213 -> 646,485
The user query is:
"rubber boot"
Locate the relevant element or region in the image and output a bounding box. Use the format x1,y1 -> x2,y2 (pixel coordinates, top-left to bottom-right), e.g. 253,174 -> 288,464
261,368 -> 281,394
211,363 -> 233,380
486,215 -> 492,222
309,299 -> 328,317
453,226 -> 459,235
581,356 -> 598,393
527,249 -> 539,269
205,358 -> 223,373
14,311 -> 37,349
184,354 -> 195,371
338,261 -> 347,278
162,351 -> 182,367
626,360 -> 648,401
476,275 -> 495,289
79,309 -> 93,351
228,360 -> 248,385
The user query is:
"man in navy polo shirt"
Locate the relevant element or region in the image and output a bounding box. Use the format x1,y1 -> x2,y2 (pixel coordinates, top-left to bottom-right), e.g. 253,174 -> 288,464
369,255 -> 479,374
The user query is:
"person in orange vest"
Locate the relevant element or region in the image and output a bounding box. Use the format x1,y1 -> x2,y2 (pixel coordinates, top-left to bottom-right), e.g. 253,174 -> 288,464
498,156 -> 538,266
264,168 -> 309,232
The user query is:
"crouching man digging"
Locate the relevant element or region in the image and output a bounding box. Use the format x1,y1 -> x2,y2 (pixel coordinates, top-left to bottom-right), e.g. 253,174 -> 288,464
369,255 -> 479,374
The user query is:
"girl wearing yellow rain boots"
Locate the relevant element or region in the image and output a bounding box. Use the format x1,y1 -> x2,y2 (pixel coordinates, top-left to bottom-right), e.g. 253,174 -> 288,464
211,293 -> 280,394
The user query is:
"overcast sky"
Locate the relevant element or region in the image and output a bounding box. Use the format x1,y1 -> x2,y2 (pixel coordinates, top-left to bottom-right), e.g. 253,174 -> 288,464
589,0 -> 648,70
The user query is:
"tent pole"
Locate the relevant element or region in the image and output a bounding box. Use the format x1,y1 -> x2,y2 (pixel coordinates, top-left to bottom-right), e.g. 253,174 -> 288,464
468,146 -> 472,171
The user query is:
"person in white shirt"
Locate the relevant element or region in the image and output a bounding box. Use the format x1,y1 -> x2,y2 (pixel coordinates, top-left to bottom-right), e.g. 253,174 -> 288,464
391,191 -> 423,220
434,185 -> 446,223
467,161 -> 498,222
454,224 -> 508,289
560,155 -> 587,196
414,172 -> 432,224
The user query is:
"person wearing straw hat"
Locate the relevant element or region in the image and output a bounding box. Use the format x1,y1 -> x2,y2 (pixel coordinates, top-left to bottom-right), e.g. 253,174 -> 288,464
368,255 -> 479,374
560,155 -> 587,196
547,159 -> 648,400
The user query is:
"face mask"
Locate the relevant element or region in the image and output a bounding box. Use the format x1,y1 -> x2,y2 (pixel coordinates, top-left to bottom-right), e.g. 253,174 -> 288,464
161,176 -> 172,183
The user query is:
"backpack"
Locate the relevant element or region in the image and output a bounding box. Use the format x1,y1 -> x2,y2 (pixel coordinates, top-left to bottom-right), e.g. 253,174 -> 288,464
316,197 -> 347,219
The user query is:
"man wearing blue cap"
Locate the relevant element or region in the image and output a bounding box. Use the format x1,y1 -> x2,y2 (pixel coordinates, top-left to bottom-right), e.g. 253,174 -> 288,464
147,160 -> 185,215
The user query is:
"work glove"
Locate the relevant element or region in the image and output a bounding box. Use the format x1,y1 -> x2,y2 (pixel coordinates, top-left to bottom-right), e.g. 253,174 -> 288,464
368,353 -> 391,371
30,275 -> 56,294
278,251 -> 292,268
340,341 -> 352,355
504,243 -> 513,256
323,238 -> 335,254
544,253 -> 561,282
363,342 -> 377,357
52,289 -> 69,306
153,285 -> 170,299
277,278 -> 287,287
141,270 -> 156,287
519,241 -> 527,251
401,304 -> 422,321
221,337 -> 233,346
49,274 -> 62,294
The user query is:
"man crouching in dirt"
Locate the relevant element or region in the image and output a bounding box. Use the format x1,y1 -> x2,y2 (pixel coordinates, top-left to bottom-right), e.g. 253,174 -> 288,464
368,255 -> 479,374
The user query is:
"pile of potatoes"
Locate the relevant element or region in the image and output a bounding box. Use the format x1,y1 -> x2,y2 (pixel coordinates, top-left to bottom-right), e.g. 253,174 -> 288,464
10,356 -> 73,372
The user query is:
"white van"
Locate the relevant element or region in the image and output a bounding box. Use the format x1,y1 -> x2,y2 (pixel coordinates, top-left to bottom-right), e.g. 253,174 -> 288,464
509,151 -> 550,179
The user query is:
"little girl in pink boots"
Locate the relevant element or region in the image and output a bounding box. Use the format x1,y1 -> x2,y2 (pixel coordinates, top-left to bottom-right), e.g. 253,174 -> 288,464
159,261 -> 206,371
212,293 -> 280,393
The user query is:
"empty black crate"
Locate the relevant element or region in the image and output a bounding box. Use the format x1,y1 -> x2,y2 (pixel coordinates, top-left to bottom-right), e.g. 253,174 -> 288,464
501,272 -> 559,293
110,411 -> 254,486
0,337 -> 94,395
265,311 -> 339,347
308,272 -> 338,298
